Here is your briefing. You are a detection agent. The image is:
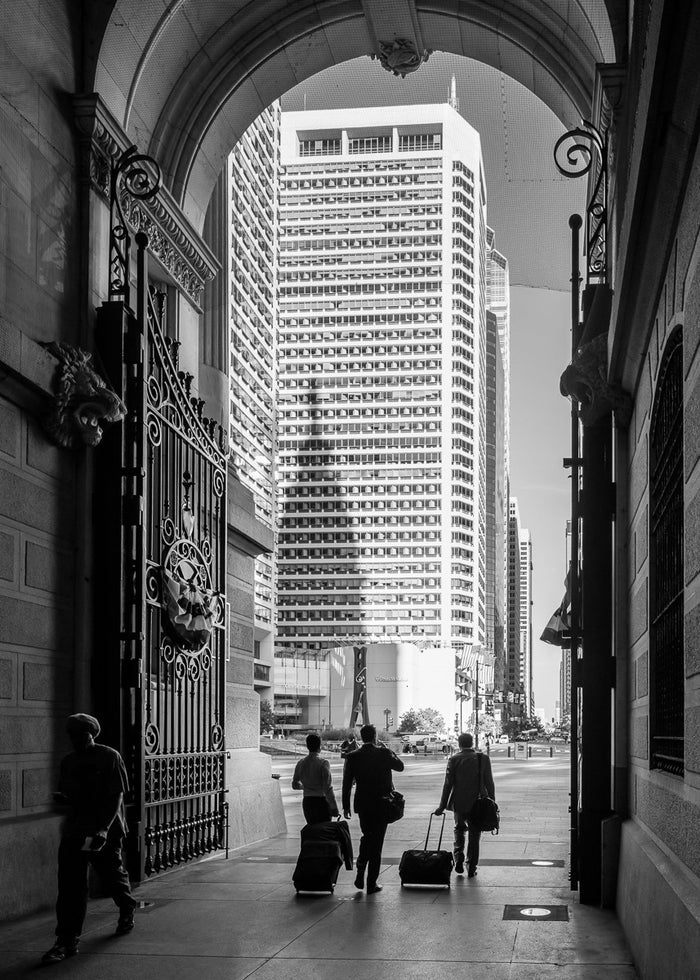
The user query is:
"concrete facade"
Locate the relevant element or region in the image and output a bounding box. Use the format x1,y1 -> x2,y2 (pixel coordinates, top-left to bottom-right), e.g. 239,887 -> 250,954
1,2 -> 700,976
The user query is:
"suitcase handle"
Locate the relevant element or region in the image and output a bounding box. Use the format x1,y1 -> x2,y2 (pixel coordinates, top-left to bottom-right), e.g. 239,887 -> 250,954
424,811 -> 446,851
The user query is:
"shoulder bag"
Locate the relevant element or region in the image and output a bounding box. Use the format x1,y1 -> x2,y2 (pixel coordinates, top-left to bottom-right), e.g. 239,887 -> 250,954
469,753 -> 500,834
381,789 -> 405,823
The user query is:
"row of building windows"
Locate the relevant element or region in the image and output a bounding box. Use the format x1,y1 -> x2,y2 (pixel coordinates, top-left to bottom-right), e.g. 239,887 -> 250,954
276,624 -> 443,638
282,322 -> 443,339
279,281 -> 441,298
279,266 -> 442,283
279,609 -> 442,622
278,561 -> 442,577
281,250 -> 443,268
284,168 -> 442,187
285,205 -> 442,223
278,545 -> 443,559
281,235 -> 442,251
282,157 -> 441,175
278,575 -> 441,591
282,189 -> 443,208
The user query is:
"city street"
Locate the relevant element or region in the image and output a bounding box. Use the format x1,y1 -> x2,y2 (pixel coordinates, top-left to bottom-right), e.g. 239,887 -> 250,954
0,746 -> 638,978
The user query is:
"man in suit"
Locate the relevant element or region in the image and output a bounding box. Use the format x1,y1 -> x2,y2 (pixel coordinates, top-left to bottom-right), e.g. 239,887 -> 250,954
434,732 -> 496,877
342,723 -> 404,894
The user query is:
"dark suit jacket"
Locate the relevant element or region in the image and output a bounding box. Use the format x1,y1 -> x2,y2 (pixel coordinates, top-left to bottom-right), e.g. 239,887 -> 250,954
437,748 -> 495,816
341,743 -> 404,816
300,819 -> 354,870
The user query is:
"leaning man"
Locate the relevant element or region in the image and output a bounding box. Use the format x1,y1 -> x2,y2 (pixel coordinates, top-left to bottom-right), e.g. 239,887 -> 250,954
42,713 -> 138,964
434,731 -> 496,877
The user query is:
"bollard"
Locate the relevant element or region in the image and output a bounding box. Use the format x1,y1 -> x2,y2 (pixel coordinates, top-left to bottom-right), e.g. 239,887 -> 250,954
508,745 -> 512,758
550,746 -> 554,758
528,745 -> 532,758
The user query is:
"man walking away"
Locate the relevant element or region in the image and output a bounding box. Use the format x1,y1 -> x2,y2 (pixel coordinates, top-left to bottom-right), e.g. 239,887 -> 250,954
342,723 -> 404,894
292,732 -> 339,824
434,732 -> 496,877
42,713 -> 138,964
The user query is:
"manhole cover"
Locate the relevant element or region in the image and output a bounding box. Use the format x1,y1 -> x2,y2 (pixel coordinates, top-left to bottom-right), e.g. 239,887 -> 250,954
503,904 -> 569,921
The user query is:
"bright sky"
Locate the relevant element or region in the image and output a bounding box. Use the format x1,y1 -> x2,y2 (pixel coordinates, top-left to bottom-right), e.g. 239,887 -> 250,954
282,52 -> 585,718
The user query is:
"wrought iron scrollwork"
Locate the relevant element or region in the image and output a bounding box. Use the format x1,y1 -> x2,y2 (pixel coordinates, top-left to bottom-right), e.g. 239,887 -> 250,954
553,121 -> 607,283
109,146 -> 162,305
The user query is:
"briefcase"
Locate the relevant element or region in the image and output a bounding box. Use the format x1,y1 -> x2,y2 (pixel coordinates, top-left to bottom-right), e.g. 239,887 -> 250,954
399,812 -> 454,888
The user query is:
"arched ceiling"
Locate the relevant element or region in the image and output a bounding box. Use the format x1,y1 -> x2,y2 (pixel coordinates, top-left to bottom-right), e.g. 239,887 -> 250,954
92,0 -> 622,229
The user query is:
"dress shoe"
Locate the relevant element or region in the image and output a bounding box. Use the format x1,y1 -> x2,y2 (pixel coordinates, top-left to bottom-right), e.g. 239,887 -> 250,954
367,883 -> 383,894
354,866 -> 365,889
467,866 -> 478,878
116,909 -> 135,935
41,939 -> 79,964
455,857 -> 465,874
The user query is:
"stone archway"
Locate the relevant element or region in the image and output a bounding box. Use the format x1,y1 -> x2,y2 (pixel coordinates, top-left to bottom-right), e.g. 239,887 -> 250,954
89,0 -> 623,228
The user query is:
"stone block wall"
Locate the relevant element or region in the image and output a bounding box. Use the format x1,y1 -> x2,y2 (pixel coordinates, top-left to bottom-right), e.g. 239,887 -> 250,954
617,18 -> 700,967
0,397 -> 77,919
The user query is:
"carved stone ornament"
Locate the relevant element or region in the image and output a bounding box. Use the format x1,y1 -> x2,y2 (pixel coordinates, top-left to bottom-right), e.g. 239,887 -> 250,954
40,342 -> 125,449
74,95 -> 218,309
560,334 -> 633,427
374,38 -> 430,77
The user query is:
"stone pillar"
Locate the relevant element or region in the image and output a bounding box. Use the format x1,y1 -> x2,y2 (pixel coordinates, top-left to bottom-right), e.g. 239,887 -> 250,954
226,469 -> 285,847
578,414 -> 614,905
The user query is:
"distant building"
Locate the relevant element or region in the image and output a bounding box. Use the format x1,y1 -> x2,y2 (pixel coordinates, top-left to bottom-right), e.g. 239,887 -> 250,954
228,102 -> 281,699
560,649 -> 572,720
507,497 -> 533,718
274,102 -> 505,730
519,526 -> 534,717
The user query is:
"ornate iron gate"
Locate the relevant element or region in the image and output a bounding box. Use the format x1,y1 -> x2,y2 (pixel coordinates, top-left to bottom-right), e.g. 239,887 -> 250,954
101,149 -> 229,881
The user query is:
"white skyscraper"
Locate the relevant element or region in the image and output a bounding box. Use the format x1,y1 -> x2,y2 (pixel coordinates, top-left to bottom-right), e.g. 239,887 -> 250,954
275,102 -> 496,665
228,102 -> 280,690
519,526 -> 533,717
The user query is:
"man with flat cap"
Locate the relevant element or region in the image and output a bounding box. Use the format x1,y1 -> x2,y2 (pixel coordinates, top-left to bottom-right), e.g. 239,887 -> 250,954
42,714 -> 138,964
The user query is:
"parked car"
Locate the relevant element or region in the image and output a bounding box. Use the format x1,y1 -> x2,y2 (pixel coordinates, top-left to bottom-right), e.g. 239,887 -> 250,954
498,734 -> 510,744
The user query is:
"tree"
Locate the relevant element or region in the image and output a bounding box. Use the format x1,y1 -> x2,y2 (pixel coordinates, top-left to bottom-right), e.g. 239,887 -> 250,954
397,707 -> 446,734
416,707 -> 446,733
259,698 -> 274,734
397,708 -> 421,733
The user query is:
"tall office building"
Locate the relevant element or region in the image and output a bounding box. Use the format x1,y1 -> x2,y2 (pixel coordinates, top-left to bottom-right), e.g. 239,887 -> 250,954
519,526 -> 534,717
486,230 -> 510,699
507,497 -> 533,718
275,103 -> 497,664
560,649 -> 572,721
228,102 -> 281,693
484,304 -> 507,694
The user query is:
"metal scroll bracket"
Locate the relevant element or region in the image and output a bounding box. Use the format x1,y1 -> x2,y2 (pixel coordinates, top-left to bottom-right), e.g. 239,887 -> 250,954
553,122 -> 608,285
109,146 -> 162,307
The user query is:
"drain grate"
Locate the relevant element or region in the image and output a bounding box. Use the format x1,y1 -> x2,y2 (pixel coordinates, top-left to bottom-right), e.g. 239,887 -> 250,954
503,905 -> 569,921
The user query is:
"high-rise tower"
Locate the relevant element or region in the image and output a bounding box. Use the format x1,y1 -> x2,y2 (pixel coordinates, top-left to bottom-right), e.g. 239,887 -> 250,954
275,103 -> 497,662
228,102 -> 281,693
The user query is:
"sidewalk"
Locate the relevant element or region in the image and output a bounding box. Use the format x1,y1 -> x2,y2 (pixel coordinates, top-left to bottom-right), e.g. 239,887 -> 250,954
0,751 -> 638,979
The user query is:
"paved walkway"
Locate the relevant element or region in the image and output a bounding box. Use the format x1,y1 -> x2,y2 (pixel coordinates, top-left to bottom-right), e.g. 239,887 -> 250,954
0,748 -> 638,979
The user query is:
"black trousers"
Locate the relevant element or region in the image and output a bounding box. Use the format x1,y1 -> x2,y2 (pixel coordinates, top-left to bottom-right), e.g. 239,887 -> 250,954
55,837 -> 137,940
356,811 -> 388,888
302,796 -> 332,825
453,813 -> 482,869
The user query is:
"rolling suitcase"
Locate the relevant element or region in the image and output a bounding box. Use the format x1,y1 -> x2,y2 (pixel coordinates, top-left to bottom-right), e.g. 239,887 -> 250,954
399,812 -> 454,888
293,840 -> 343,894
